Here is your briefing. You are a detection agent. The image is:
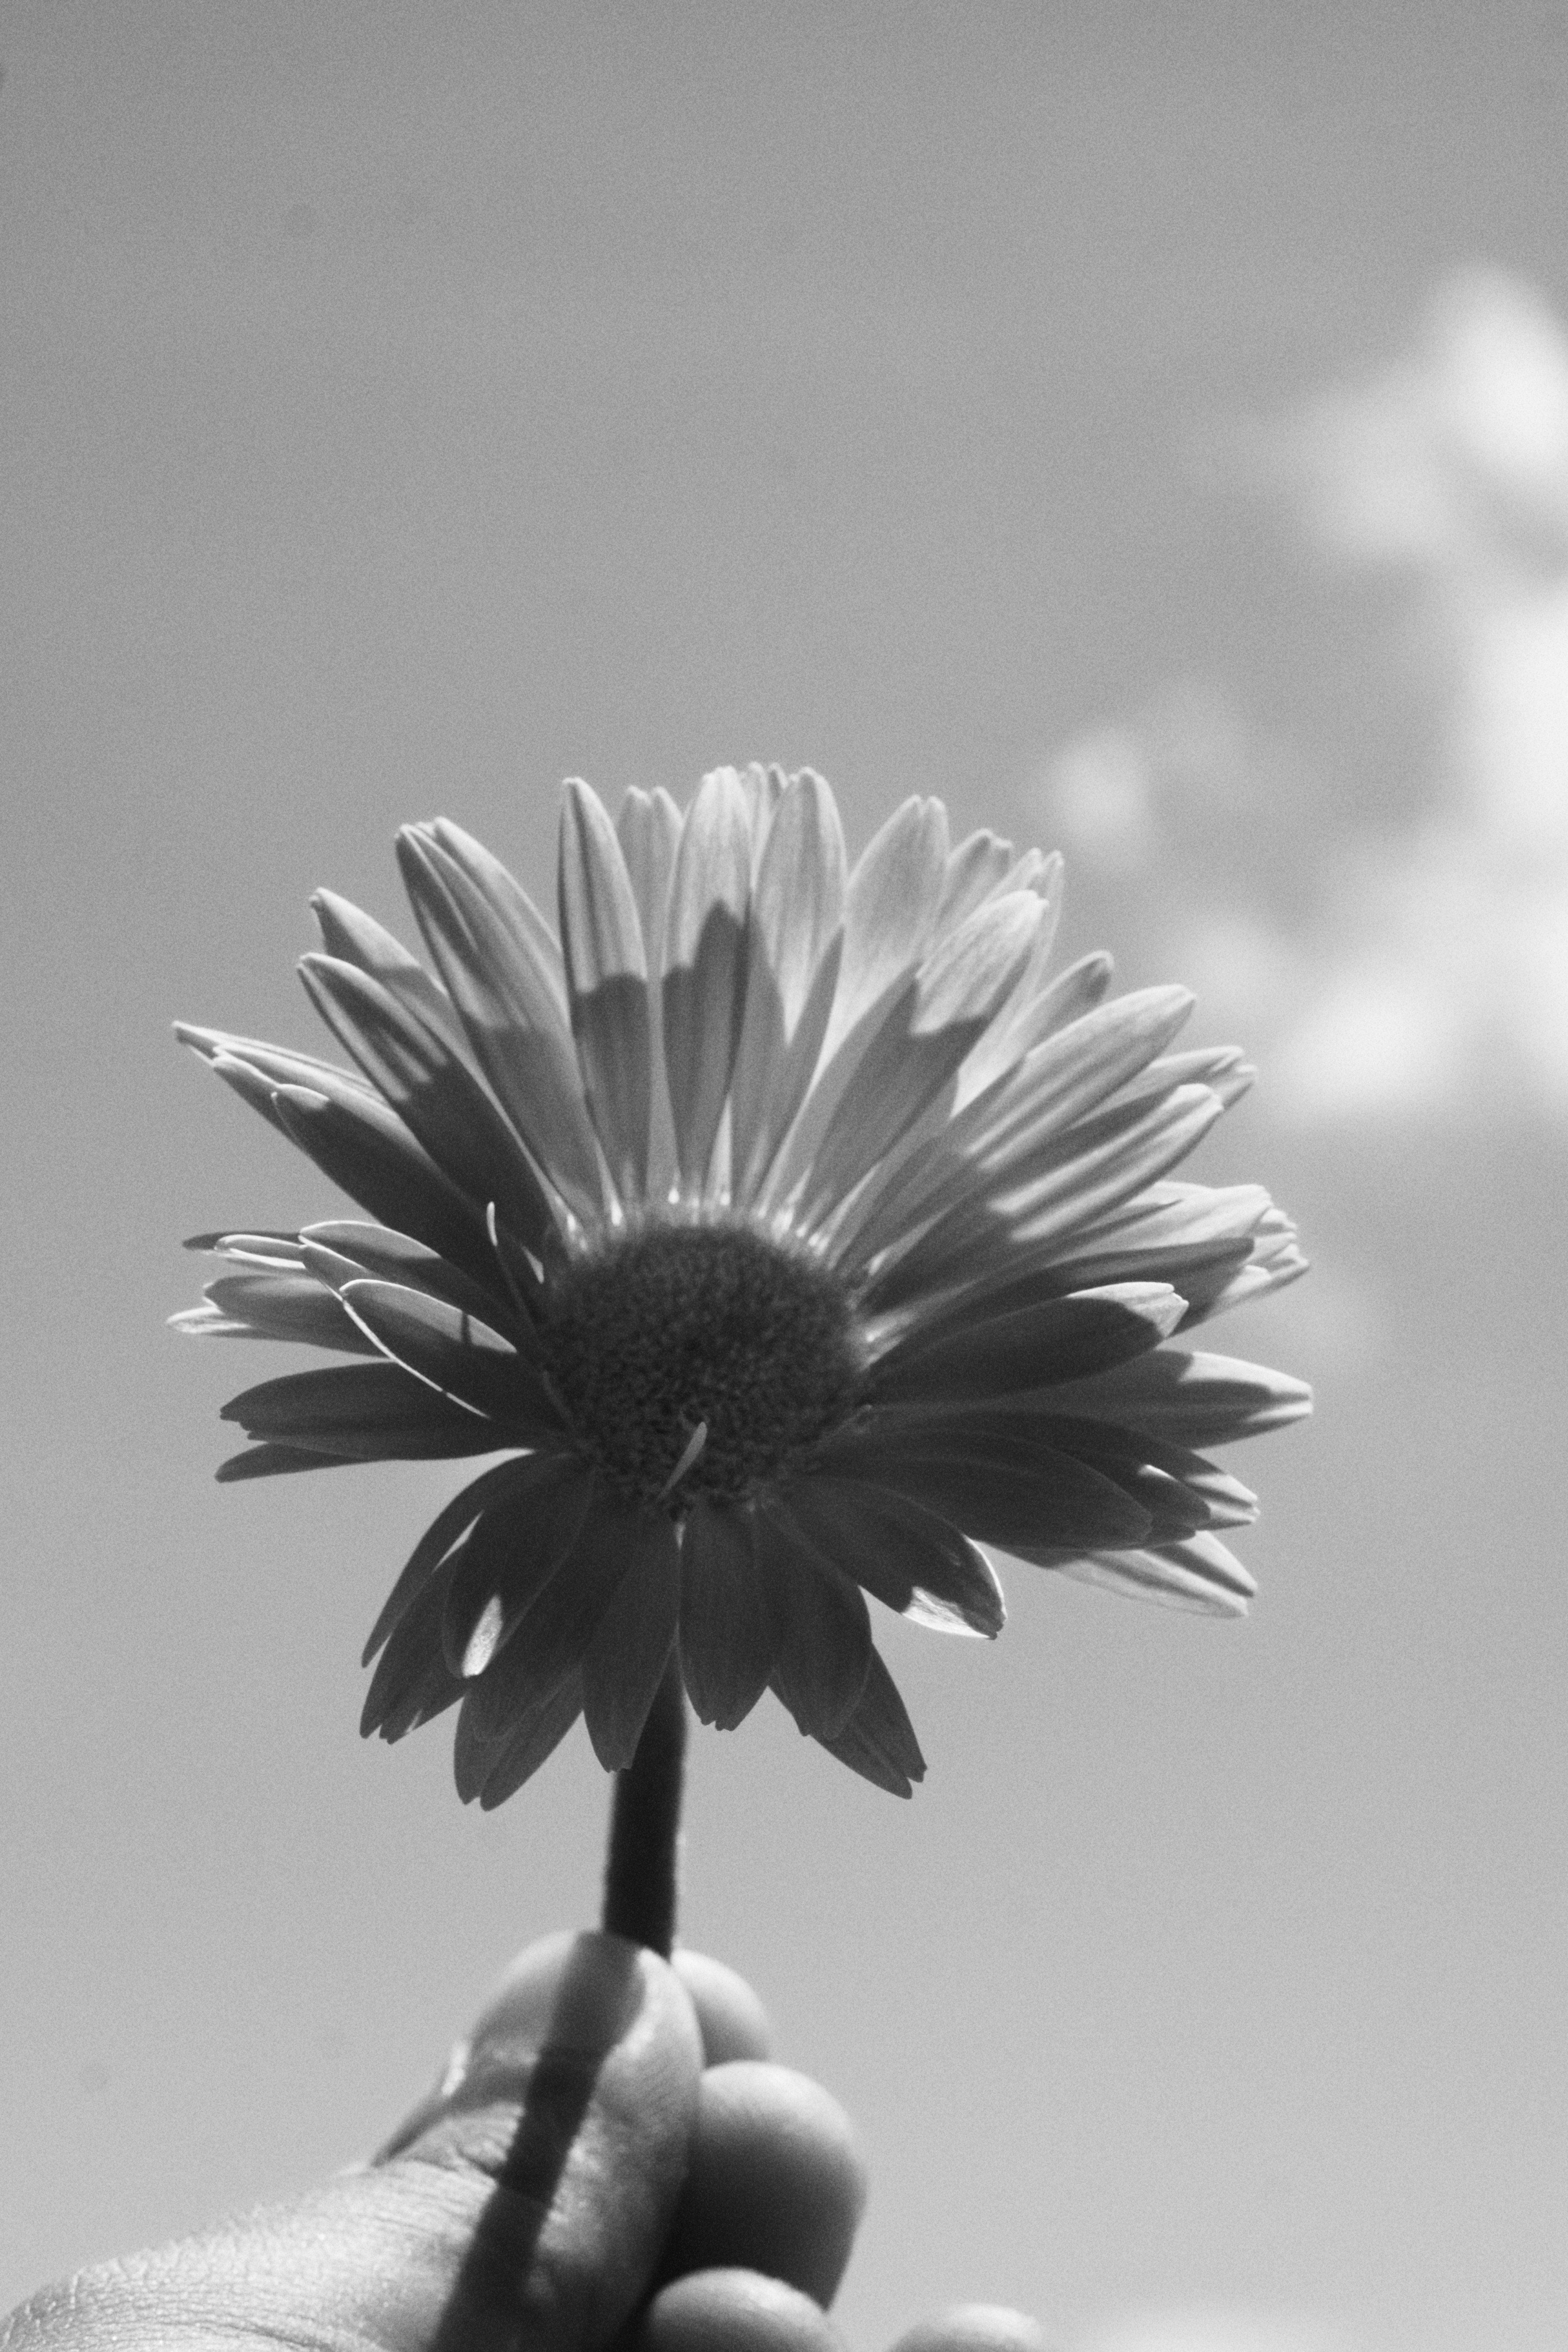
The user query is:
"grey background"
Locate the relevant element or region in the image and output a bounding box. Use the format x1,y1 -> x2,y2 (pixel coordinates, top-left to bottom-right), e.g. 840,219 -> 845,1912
3,9 -> 1565,2350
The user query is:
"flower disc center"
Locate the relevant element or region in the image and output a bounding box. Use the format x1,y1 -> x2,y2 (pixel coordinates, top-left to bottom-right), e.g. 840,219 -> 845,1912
544,1221 -> 863,1507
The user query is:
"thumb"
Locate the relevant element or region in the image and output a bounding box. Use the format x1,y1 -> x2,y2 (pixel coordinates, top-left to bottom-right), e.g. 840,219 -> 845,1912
2,1931 -> 703,2352
365,1928 -> 705,2352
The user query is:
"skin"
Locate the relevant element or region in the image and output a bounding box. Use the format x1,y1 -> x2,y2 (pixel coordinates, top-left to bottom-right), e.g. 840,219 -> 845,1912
0,1933 -> 1051,2352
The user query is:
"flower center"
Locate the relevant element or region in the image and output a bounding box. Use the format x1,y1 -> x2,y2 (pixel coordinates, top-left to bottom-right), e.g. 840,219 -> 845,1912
543,1221 -> 864,1508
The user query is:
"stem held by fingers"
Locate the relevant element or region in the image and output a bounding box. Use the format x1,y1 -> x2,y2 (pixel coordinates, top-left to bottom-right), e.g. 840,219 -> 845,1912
601,1650 -> 688,1954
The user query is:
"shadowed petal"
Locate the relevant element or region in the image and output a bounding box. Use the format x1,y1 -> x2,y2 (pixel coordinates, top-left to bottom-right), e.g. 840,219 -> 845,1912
617,787 -> 684,1200
837,984 -> 1196,1276
728,769 -> 847,1205
777,1477 -> 1005,1637
298,955 -> 553,1253
395,826 -> 605,1217
863,1082 -> 1227,1316
810,1646 -> 926,1796
220,1361 -> 507,1461
461,1486 -> 659,1748
662,768 -> 753,1193
185,1033 -> 495,1288
337,1277 -> 562,1434
310,890 -> 471,1060
361,1552 -> 468,1742
1044,1530 -> 1257,1617
558,780 -> 653,1200
175,1024 -> 376,1098
812,1412 -> 1154,1553
679,1501 -> 778,1728
215,1441 -> 361,1480
472,1673 -> 585,1808
1040,1348 -> 1315,1446
172,1272 -> 376,1354
753,1506 -> 872,1739
266,1084 -> 495,1288
362,1455 -> 549,1664
822,797 -> 949,1056
580,1515 -> 682,1768
300,1219 -> 524,1334
868,1283 -> 1185,1406
441,1455 -> 596,1676
794,893 -> 1043,1228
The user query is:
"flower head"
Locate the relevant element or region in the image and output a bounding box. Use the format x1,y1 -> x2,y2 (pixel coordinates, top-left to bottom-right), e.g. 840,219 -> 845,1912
175,766 -> 1309,1805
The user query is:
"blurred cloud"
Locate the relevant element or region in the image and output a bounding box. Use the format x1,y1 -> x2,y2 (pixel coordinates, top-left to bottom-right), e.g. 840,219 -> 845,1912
1038,270 -> 1568,1127
1075,2309 -> 1373,2352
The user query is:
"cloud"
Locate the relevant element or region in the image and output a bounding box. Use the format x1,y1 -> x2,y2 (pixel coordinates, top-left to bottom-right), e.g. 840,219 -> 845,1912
1038,270 -> 1568,1127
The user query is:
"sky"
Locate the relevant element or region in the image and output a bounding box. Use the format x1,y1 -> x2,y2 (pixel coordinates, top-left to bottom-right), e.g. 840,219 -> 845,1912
2,8 -> 1565,2350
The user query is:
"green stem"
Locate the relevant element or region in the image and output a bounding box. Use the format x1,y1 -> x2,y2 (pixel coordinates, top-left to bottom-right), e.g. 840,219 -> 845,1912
600,1653 -> 687,1956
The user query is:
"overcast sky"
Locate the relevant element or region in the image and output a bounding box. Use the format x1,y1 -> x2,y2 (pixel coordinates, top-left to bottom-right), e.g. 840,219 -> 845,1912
3,10 -> 1565,2350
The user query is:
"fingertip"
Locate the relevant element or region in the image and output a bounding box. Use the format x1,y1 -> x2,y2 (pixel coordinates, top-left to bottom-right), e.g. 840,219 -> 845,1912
673,1948 -> 775,2062
887,2307 -> 1056,2352
662,2061 -> 866,2309
469,1929 -> 650,2063
636,2268 -> 845,2352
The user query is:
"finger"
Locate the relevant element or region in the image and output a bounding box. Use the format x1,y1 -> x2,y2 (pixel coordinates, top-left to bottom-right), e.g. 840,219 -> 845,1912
659,2061 -> 866,2308
634,2267 -> 845,2352
886,2308 -> 1055,2352
672,1948 -> 774,2062
370,1929 -> 704,2351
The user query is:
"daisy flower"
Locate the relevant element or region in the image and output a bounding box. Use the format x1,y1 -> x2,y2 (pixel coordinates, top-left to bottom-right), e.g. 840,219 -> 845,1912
175,766 -> 1309,1826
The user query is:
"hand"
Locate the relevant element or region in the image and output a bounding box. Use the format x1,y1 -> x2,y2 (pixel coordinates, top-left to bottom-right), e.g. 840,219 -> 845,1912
1,1931 -> 1048,2352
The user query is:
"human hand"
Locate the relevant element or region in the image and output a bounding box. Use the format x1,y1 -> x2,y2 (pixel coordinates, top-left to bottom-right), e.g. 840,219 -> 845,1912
1,1931 -> 1048,2352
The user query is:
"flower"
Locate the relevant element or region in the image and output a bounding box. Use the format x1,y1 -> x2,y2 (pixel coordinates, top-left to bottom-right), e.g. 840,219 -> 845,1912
174,766 -> 1310,1806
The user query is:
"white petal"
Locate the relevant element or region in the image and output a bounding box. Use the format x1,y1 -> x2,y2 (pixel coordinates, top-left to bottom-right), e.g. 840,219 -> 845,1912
661,768 -> 753,1192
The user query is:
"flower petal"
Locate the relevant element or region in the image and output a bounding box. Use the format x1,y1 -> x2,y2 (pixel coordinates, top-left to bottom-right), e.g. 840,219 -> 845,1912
172,1271 -> 376,1354
812,1412 -> 1154,1553
778,1477 -> 1006,1637
361,1552 -> 468,1742
753,1506 -> 872,1739
440,1455 -> 596,1677
310,890 -> 471,1060
362,1456 -> 547,1664
661,768 -> 753,1193
869,1283 -> 1185,1406
395,826 -> 605,1218
678,1501 -> 778,1729
823,797 -> 949,1056
936,829 -> 1016,932
175,1023 -> 376,1098
1044,1530 -> 1257,1618
617,787 -> 684,1202
263,1082 -> 495,1288
809,1646 -> 926,1796
793,892 -> 1043,1230
460,1485 -> 658,1748
337,1278 -> 562,1434
864,1082 -> 1228,1316
836,984 -> 1195,1276
469,1672 -> 585,1808
728,769 -> 847,1205
298,955 -> 554,1254
1038,1348 -> 1314,1446
214,1441 -> 360,1481
580,1515 -> 682,1768
424,819 -> 569,999
557,780 -> 653,1201
300,1219 -> 522,1334
219,1361 -> 506,1461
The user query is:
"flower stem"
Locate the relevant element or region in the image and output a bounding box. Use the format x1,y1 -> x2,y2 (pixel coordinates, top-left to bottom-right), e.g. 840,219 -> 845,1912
600,1653 -> 687,1956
